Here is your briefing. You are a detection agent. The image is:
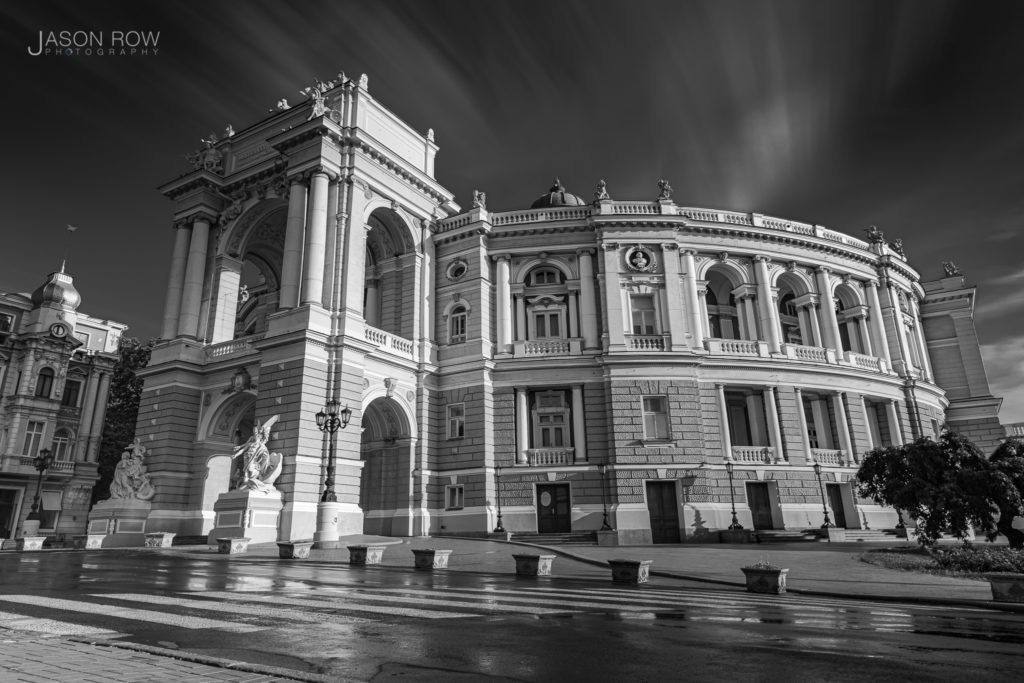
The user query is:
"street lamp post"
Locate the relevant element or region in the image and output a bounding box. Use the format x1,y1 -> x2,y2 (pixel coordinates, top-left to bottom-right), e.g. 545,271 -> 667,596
598,463 -> 613,531
493,465 -> 505,533
315,399 -> 351,503
725,461 -> 744,530
812,462 -> 833,528
25,447 -> 54,523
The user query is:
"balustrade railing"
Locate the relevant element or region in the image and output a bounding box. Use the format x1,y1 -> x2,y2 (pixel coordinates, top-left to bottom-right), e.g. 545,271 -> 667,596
205,333 -> 265,359
706,338 -> 766,357
364,325 -> 415,360
526,448 -> 575,466
16,456 -> 74,472
523,340 -> 570,356
731,446 -> 776,464
811,449 -> 845,466
626,334 -> 668,351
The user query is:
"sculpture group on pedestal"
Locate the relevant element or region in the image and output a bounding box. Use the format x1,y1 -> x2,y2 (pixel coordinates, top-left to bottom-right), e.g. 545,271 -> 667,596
231,414 -> 283,494
109,438 -> 156,501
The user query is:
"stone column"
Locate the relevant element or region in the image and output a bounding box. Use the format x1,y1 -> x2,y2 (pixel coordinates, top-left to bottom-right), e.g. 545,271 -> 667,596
884,281 -> 913,375
763,387 -> 784,463
364,278 -> 380,328
795,388 -> 814,463
279,179 -> 307,310
209,255 -> 243,343
571,385 -> 586,462
495,256 -> 512,354
301,171 -> 329,305
738,294 -> 758,341
516,387 -> 530,465
682,250 -> 704,349
515,294 -> 526,342
717,384 -> 733,461
76,368 -> 98,460
852,312 -> 872,356
321,179 -> 341,307
661,243 -> 688,350
864,280 -> 891,364
886,400 -> 904,445
861,396 -> 876,451
161,222 -> 192,339
602,244 -> 625,348
832,393 -> 854,465
910,298 -> 933,381
805,303 -> 823,347
754,256 -> 781,353
177,216 -> 211,338
568,291 -> 579,339
816,268 -> 842,353
578,249 -> 599,350
746,393 -> 767,446
88,372 -> 111,462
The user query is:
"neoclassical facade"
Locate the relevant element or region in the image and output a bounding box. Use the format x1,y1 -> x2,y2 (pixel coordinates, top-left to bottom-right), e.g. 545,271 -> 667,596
138,74 -> 1003,544
0,269 -> 126,544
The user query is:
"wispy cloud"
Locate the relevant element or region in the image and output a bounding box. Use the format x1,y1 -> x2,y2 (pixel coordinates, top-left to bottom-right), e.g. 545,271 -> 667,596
981,340 -> 1024,423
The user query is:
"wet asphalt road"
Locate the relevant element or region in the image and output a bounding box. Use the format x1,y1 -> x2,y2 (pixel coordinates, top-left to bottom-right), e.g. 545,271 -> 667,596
1,548 -> 1022,682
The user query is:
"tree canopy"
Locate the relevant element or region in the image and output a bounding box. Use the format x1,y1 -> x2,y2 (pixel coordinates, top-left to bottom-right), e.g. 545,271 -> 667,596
855,432 -> 1024,548
90,336 -> 153,506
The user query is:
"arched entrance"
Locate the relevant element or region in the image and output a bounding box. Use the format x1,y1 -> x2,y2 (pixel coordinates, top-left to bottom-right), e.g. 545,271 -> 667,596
359,396 -> 414,535
364,208 -> 416,338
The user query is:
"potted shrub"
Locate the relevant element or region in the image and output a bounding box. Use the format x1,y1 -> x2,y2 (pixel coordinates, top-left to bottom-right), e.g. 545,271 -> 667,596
741,559 -> 789,594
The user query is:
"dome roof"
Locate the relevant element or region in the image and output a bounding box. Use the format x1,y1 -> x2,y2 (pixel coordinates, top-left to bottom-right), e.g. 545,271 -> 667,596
530,178 -> 587,209
31,268 -> 81,311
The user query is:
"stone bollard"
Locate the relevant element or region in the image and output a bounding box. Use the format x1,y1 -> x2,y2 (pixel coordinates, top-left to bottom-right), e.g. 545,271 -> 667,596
348,544 -> 386,565
144,532 -> 176,548
513,554 -> 556,576
17,537 -> 45,552
608,559 -> 652,584
73,534 -> 106,550
217,537 -> 251,555
278,541 -> 314,559
412,548 -> 452,570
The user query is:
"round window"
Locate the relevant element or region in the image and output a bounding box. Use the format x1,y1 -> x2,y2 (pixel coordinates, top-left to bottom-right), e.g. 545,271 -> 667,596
446,260 -> 468,281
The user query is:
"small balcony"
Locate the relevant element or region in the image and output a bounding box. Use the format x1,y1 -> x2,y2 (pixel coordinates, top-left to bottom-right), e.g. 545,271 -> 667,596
810,448 -> 847,466
205,333 -> 265,361
513,338 -> 582,358
626,334 -> 670,351
706,338 -> 770,357
525,447 -> 575,466
1,455 -> 76,477
730,446 -> 778,464
364,325 -> 415,360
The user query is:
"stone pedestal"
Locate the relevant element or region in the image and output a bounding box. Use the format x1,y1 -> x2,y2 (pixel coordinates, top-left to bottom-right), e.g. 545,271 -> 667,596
514,554 -> 556,576
986,573 -> 1024,603
608,559 -> 652,584
348,544 -> 386,565
73,534 -> 106,550
87,499 -> 152,547
313,501 -> 343,548
21,519 -> 41,537
277,541 -> 314,559
17,536 -> 45,551
144,532 -> 176,548
741,567 -> 789,594
217,537 -> 251,554
412,548 -> 452,570
207,489 -> 283,546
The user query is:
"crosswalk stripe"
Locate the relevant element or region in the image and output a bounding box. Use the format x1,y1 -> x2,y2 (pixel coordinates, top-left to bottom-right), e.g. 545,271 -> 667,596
0,610 -> 123,637
198,591 -> 480,619
103,594 -> 377,625
0,595 -> 263,633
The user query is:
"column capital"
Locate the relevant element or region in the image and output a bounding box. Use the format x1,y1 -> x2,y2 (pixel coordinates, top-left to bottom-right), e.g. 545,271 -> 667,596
682,248 -> 699,257
491,254 -> 512,263
753,254 -> 771,264
865,278 -> 880,289
575,248 -> 595,257
661,242 -> 679,251
816,266 -> 833,275
601,241 -> 619,251
184,211 -> 218,226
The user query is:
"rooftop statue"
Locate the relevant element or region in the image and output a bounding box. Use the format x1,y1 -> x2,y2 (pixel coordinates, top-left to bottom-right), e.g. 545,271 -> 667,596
184,132 -> 224,173
232,415 -> 283,494
109,438 -> 156,501
594,179 -> 611,201
865,225 -> 886,244
942,261 -> 962,277
657,179 -> 673,200
472,189 -> 487,209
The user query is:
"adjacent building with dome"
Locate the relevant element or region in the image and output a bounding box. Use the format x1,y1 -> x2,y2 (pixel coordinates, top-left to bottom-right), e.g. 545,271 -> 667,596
133,73 -> 1005,546
0,268 -> 126,545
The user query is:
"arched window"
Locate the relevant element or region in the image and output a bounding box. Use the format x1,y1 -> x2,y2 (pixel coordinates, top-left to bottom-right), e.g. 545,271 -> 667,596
35,368 -> 55,398
530,268 -> 562,286
449,305 -> 468,344
52,429 -> 73,461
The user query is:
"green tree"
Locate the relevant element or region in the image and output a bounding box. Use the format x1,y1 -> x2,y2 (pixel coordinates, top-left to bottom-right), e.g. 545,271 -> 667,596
989,437 -> 1024,549
855,432 -> 1024,548
90,337 -> 154,506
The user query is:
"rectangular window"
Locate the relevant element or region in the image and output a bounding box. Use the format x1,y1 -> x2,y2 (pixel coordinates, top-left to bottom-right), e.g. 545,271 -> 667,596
533,311 -> 562,339
445,485 -> 464,510
631,295 -> 657,335
447,403 -> 465,439
0,313 -> 12,334
450,310 -> 467,344
39,490 -> 62,531
74,331 -> 91,349
61,380 -> 82,408
22,421 -> 45,457
52,432 -> 72,461
642,396 -> 670,440
35,370 -> 54,398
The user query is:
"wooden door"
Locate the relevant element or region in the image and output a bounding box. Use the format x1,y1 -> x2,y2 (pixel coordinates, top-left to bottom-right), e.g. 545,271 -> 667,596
536,483 -> 571,533
746,482 -> 775,530
646,481 -> 681,544
826,483 -> 848,528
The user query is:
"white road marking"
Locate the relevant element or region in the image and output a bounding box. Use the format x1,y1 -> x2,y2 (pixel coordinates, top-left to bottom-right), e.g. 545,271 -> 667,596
0,610 -> 123,637
197,590 -> 479,619
0,595 -> 263,633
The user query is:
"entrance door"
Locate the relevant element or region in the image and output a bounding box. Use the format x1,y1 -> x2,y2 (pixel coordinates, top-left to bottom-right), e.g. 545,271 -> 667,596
0,489 -> 18,539
536,483 -> 571,533
746,482 -> 775,530
646,481 -> 681,544
825,483 -> 848,528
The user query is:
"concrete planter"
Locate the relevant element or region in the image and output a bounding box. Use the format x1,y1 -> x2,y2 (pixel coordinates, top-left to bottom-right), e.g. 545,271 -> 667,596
741,567 -> 789,594
608,559 -> 652,584
278,541 -> 314,559
17,536 -> 45,551
412,548 -> 452,570
73,534 -> 106,550
144,532 -> 176,548
216,537 -> 251,555
513,554 -> 556,576
348,544 -> 386,565
985,573 -> 1024,603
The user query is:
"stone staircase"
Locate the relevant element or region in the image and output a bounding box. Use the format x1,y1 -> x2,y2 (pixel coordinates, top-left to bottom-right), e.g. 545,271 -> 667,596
838,529 -> 907,543
509,531 -> 598,546
753,529 -> 824,543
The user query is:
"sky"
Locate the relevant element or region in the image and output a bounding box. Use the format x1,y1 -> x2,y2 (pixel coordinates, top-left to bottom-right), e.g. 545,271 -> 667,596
1,0 -> 1022,422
